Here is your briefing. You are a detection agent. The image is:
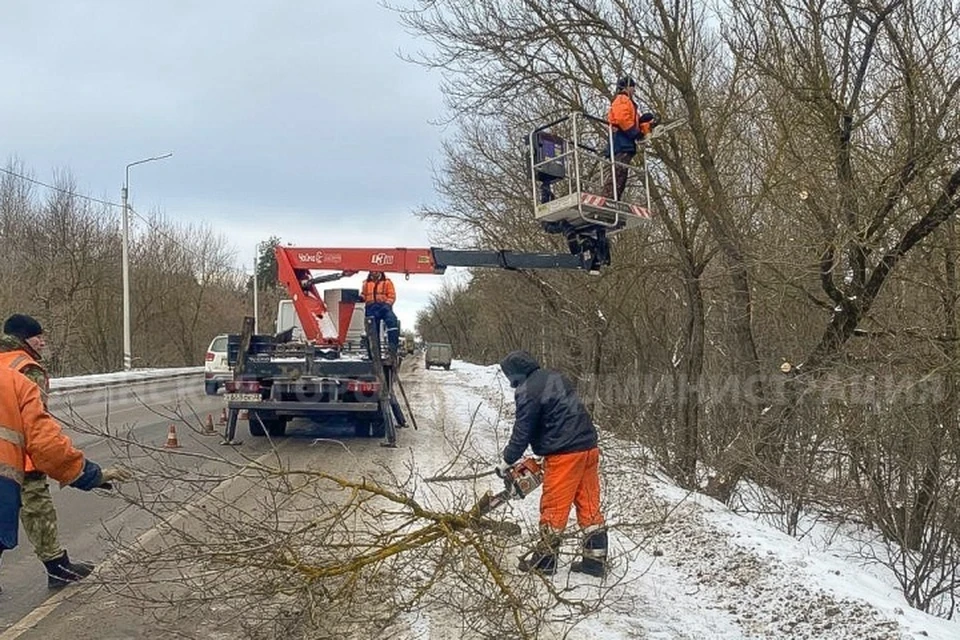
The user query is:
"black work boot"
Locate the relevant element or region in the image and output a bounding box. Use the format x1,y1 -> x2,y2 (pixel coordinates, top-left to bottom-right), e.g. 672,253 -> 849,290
518,548 -> 558,575
44,551 -> 95,589
571,525 -> 607,578
518,526 -> 561,575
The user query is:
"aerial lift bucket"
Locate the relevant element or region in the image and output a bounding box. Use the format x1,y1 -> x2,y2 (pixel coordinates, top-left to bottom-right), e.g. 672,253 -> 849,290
528,111 -> 655,236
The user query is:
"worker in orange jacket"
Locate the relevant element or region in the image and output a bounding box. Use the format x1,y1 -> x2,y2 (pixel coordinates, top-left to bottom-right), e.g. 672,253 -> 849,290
602,75 -> 658,200
0,365 -> 131,592
361,271 -> 400,355
1,314 -> 102,588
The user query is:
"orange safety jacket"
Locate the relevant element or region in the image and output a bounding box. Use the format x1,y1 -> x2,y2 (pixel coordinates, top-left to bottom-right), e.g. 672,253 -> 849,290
608,93 -> 655,155
609,93 -> 640,134
362,278 -> 397,306
1,367 -> 94,550
0,368 -> 85,489
0,350 -> 49,473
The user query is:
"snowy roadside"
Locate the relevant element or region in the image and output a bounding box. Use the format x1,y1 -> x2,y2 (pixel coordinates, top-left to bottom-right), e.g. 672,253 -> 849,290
406,359 -> 959,640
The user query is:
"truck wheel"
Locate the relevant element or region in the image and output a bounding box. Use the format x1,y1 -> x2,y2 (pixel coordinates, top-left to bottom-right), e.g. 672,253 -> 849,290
249,418 -> 266,437
205,381 -> 219,396
354,415 -> 386,438
353,421 -> 370,438
371,415 -> 386,438
267,419 -> 288,438
248,413 -> 287,438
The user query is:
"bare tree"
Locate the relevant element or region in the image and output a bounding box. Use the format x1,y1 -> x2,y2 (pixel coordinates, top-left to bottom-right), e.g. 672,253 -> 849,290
0,161 -> 251,373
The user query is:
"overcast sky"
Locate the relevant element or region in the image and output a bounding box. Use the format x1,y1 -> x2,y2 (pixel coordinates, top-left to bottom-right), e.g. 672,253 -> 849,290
0,1 -> 453,331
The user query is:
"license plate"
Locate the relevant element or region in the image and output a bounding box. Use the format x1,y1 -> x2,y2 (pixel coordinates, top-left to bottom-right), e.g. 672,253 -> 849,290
225,393 -> 262,403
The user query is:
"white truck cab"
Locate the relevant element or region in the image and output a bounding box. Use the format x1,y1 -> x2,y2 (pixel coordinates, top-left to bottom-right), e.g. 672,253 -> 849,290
275,290 -> 366,346
276,300 -> 306,342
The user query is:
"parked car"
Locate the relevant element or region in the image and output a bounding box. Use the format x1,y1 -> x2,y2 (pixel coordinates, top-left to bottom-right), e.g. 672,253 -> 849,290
424,343 -> 453,370
204,334 -> 231,395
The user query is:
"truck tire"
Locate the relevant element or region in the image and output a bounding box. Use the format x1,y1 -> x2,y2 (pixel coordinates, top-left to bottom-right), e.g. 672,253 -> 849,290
354,414 -> 386,438
205,381 -> 219,396
248,413 -> 287,438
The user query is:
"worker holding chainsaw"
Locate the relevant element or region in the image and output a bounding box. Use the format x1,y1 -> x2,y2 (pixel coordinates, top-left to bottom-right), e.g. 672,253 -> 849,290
601,75 -> 658,200
361,271 -> 401,355
497,350 -> 607,577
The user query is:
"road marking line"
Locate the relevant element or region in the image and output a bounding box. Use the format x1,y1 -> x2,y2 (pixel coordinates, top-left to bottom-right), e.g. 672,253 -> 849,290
0,444 -> 284,640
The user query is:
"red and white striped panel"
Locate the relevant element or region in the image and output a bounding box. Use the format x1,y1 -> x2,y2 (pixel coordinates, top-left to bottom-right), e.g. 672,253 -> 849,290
629,204 -> 654,218
580,193 -> 655,219
581,193 -> 608,208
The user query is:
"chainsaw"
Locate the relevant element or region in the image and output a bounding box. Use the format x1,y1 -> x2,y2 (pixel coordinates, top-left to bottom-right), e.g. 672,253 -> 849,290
646,117 -> 687,141
472,457 -> 544,517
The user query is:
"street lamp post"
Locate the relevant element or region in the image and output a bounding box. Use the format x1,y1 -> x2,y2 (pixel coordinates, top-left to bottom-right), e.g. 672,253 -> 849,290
121,153 -> 173,371
253,247 -> 260,334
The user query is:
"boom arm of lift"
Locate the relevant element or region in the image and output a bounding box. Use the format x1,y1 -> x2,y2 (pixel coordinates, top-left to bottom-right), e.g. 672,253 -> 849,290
275,246 -> 584,346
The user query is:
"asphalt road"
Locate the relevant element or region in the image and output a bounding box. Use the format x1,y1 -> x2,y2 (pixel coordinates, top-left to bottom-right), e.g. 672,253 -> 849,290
0,375 -> 232,630
0,361 -> 468,640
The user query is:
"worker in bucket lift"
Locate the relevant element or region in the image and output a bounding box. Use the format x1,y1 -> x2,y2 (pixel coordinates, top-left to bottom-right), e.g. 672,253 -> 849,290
361,271 -> 400,355
601,75 -> 658,200
496,350 -> 608,577
0,365 -> 132,593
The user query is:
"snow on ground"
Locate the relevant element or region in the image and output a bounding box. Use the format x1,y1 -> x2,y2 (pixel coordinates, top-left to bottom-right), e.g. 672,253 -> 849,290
415,359 -> 959,639
49,366 -> 203,391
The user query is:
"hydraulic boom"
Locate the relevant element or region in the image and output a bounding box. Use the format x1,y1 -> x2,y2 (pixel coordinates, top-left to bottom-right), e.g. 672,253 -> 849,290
275,246 -> 587,346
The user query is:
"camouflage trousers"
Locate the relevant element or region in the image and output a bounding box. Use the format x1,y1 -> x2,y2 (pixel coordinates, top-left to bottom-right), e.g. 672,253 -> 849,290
20,472 -> 64,562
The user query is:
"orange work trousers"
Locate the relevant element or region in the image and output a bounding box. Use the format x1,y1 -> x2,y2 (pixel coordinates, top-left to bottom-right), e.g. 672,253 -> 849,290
539,447 -> 604,531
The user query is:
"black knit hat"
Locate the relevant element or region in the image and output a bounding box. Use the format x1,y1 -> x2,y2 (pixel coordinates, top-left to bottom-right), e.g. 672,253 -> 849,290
616,76 -> 637,91
4,314 -> 43,341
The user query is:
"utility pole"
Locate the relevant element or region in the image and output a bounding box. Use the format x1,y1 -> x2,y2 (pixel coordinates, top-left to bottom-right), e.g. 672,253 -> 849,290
122,153 -> 173,371
253,247 -> 260,334
121,183 -> 131,371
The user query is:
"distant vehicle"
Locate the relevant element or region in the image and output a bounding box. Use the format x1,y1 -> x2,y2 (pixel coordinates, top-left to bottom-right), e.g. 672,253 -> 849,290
402,335 -> 416,355
204,334 -> 231,395
424,343 -> 453,370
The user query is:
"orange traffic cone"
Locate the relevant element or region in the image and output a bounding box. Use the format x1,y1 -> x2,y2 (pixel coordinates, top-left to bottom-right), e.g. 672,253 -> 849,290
202,414 -> 216,436
165,424 -> 182,449
218,408 -> 227,425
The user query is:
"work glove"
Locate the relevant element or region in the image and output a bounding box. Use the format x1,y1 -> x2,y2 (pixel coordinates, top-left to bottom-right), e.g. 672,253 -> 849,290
495,460 -> 512,478
99,466 -> 133,489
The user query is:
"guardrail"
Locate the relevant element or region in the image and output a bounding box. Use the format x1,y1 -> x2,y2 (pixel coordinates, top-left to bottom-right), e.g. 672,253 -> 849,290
49,367 -> 204,395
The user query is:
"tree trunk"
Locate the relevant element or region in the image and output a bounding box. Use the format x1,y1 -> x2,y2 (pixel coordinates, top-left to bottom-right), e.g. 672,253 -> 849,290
675,268 -> 705,488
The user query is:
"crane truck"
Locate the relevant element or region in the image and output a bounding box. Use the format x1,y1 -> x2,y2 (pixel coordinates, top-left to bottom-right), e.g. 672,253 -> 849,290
221,111 -> 670,446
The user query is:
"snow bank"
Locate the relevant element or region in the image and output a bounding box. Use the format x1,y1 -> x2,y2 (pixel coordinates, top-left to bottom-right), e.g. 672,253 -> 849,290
414,359 -> 959,639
